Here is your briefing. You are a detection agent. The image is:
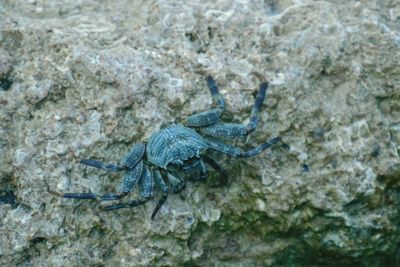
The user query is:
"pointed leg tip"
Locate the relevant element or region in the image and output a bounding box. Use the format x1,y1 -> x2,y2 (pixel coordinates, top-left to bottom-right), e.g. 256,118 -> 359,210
206,76 -> 218,90
63,193 -> 97,199
150,204 -> 163,220
260,82 -> 269,88
258,82 -> 269,96
102,204 -> 122,211
269,136 -> 283,146
79,159 -> 93,165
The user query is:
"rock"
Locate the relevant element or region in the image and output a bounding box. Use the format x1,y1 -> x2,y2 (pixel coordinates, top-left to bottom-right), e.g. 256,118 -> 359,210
0,0 -> 399,266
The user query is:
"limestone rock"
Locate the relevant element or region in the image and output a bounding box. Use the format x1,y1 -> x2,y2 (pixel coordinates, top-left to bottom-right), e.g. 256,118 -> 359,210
0,0 -> 399,266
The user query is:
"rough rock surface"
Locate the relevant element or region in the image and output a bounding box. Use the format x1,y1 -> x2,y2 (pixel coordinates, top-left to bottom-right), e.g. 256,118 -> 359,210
1,0 -> 399,266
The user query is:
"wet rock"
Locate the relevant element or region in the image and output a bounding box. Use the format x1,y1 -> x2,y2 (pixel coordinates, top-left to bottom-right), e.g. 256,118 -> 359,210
0,0 -> 399,266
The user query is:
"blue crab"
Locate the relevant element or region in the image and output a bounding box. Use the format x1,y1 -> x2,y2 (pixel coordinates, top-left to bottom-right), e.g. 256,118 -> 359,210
63,76 -> 281,219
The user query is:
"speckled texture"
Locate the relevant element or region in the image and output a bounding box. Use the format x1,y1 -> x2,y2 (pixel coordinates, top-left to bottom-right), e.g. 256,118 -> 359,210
1,0 -> 400,266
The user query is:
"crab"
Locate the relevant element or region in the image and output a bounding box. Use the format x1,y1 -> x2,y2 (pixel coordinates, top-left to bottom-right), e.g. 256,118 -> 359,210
63,76 -> 281,219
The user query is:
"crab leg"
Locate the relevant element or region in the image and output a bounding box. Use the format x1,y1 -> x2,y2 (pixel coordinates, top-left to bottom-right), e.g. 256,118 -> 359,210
207,75 -> 225,110
197,160 -> 207,180
63,161 -> 144,201
102,198 -> 151,211
80,143 -> 145,171
186,76 -> 226,127
102,165 -> 154,211
205,136 -> 282,157
63,192 -> 127,201
203,155 -> 229,185
120,143 -> 145,168
151,169 -> 169,219
200,82 -> 269,138
119,161 -> 143,193
167,172 -> 186,193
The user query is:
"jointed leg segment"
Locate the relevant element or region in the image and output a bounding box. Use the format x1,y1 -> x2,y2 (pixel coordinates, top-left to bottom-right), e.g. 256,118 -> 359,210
101,164 -> 154,211
64,159 -> 144,200
205,136 -> 282,157
207,76 -> 225,111
203,155 -> 229,185
151,169 -> 169,219
103,198 -> 151,211
247,82 -> 268,134
186,76 -> 225,127
63,192 -> 127,201
200,82 -> 269,138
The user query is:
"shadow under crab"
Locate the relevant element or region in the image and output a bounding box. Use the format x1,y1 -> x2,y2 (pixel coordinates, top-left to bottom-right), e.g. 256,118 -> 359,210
63,76 -> 281,219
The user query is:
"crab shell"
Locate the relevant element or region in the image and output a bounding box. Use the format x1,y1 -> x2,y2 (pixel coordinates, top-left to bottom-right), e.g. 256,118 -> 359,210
146,124 -> 208,169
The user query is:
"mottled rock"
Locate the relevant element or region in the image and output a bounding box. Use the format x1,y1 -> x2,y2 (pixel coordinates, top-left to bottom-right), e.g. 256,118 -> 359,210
0,0 -> 399,266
